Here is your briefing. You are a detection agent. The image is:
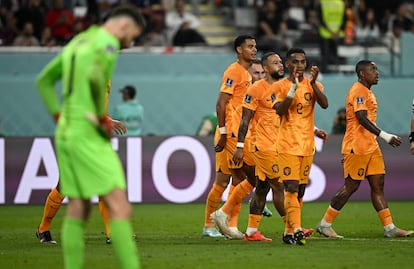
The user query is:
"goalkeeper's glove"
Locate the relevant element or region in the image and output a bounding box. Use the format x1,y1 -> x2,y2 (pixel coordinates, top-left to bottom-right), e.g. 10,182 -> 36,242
98,115 -> 112,139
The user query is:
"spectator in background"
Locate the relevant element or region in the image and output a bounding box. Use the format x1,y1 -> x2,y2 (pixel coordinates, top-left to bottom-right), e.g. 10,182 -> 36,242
0,2 -> 18,45
318,0 -> 346,73
113,85 -> 144,136
12,21 -> 40,45
196,113 -> 217,137
387,2 -> 413,33
384,20 -> 403,55
255,0 -> 288,52
165,0 -> 207,46
133,0 -> 167,46
14,0 -> 46,40
45,0 -> 75,45
40,26 -> 57,46
355,8 -> 380,44
331,107 -> 346,134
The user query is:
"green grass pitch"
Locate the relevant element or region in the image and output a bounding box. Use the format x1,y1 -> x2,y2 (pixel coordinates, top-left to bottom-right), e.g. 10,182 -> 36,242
0,201 -> 413,269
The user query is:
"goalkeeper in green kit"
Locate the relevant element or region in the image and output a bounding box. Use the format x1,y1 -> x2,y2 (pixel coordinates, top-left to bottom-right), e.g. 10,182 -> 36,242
36,5 -> 145,269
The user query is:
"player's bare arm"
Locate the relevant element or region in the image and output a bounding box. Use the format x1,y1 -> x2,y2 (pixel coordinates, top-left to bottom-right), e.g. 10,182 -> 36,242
233,107 -> 254,166
309,66 -> 328,109
215,92 -> 231,152
356,110 -> 401,147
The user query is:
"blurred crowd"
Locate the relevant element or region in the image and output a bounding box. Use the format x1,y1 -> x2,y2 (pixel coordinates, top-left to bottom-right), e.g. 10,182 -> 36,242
0,0 -> 413,53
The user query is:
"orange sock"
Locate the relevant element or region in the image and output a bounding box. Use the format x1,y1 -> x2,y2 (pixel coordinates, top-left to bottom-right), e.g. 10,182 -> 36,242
98,198 -> 111,238
204,183 -> 225,227
378,208 -> 393,227
39,187 -> 64,232
247,214 -> 262,230
322,206 -> 340,224
284,216 -> 294,234
226,180 -> 254,228
223,180 -> 253,215
284,192 -> 301,230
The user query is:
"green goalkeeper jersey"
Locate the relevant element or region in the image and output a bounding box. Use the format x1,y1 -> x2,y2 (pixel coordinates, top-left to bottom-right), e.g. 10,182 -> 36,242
36,25 -> 120,139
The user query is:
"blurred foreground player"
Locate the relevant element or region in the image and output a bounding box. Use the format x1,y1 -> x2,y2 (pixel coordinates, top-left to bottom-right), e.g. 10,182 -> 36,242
36,4 -> 145,269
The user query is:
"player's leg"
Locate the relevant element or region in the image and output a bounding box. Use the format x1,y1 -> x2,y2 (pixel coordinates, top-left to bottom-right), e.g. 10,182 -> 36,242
36,181 -> 64,244
366,149 -> 413,237
102,188 -> 140,269
244,179 -> 272,242
98,197 -> 112,243
317,152 -> 365,238
62,198 -> 91,269
203,149 -> 231,237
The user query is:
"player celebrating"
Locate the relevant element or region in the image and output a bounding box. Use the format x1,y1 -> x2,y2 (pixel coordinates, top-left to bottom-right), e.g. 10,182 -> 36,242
316,60 -> 413,238
36,5 -> 145,269
273,48 -> 328,245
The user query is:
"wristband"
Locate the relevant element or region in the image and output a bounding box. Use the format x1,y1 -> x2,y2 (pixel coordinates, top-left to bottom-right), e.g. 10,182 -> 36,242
236,142 -> 244,148
287,84 -> 297,98
409,132 -> 414,143
379,130 -> 393,143
219,126 -> 227,135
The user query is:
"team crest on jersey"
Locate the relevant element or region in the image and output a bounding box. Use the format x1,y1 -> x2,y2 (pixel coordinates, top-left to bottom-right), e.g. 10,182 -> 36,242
304,92 -> 312,101
356,96 -> 364,105
358,168 -> 365,177
225,78 -> 234,87
283,167 -> 291,176
244,94 -> 252,104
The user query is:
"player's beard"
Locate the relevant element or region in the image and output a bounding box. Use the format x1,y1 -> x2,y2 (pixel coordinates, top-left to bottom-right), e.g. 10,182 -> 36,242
270,71 -> 284,80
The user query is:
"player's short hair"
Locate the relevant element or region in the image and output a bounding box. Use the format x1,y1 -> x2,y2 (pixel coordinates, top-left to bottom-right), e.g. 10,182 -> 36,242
106,4 -> 146,28
233,35 -> 255,53
355,60 -> 373,75
261,51 -> 277,66
250,58 -> 262,66
286,48 -> 305,60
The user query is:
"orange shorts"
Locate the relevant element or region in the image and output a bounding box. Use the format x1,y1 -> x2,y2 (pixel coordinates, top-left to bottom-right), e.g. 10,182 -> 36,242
278,153 -> 313,184
253,149 -> 279,181
215,150 -> 231,175
225,136 -> 255,169
343,147 -> 385,180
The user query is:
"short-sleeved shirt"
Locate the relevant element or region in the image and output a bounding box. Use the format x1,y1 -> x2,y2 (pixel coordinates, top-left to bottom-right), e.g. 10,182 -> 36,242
272,77 -> 324,156
243,79 -> 279,152
341,81 -> 379,155
220,61 -> 252,138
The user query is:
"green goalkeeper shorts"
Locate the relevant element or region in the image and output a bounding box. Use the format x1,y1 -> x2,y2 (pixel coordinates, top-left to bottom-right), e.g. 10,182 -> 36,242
56,136 -> 126,199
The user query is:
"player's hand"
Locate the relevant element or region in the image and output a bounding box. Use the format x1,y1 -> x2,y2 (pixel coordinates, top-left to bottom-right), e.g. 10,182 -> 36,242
379,130 -> 401,147
314,128 -> 328,142
309,66 -> 319,83
232,148 -> 244,166
53,112 -> 60,123
111,119 -> 127,135
214,135 -> 226,152
98,115 -> 113,139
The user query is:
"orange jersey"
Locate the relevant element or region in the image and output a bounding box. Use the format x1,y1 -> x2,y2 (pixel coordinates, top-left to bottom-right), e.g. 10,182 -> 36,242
220,62 -> 252,137
341,81 -> 379,155
243,79 -> 279,152
273,77 -> 324,156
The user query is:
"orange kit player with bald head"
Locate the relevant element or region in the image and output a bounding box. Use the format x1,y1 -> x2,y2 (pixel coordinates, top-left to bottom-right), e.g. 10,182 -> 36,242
316,60 -> 413,238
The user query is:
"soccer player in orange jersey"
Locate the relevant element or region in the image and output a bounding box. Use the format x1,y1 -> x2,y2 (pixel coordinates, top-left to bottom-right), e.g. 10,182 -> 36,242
232,52 -> 285,242
203,58 -> 266,238
210,35 -> 258,239
273,48 -> 328,245
36,80 -> 127,244
410,98 -> 414,155
316,60 -> 413,238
